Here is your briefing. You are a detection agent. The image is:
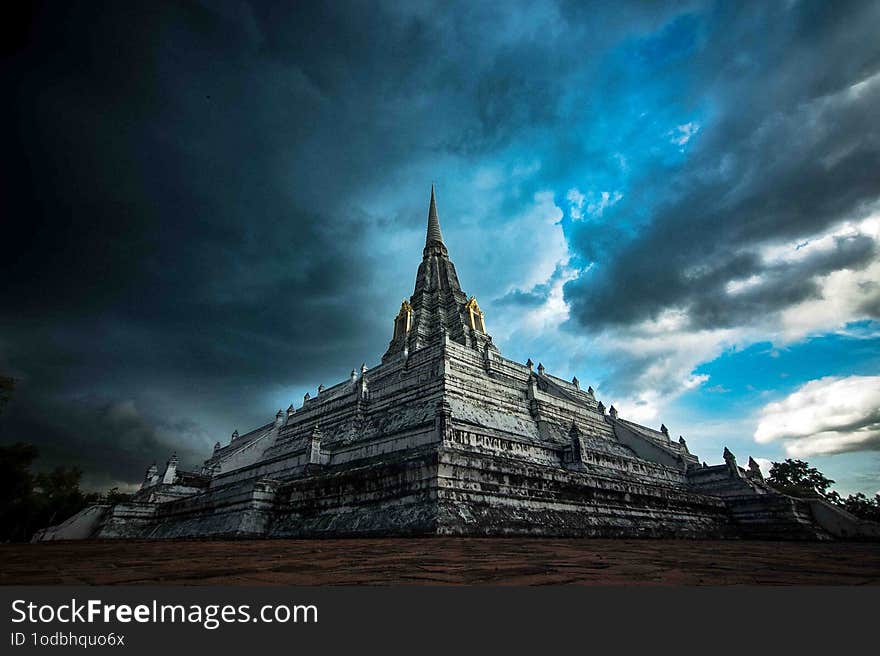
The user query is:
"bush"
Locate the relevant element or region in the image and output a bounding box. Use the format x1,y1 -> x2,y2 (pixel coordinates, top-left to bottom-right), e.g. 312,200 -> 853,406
0,442 -> 96,542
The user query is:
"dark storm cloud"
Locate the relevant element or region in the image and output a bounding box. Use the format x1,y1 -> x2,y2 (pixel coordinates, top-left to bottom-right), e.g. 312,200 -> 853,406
495,289 -> 549,309
687,234 -> 877,330
565,1 -> 880,332
1,0 -> 699,486
2,393 -> 209,490
0,1 -> 409,482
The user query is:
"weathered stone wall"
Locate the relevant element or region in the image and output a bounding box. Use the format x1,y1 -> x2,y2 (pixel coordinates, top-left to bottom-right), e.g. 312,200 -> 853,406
436,445 -> 732,538
722,494 -> 832,540
98,478 -> 280,539
269,448 -> 439,537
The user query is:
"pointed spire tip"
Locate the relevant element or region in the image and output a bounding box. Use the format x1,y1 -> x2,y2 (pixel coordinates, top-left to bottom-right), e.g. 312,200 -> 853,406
426,184 -> 444,247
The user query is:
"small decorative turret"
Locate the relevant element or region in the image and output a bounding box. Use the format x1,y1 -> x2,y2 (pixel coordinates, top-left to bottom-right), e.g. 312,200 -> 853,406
572,376 -> 580,389
231,429 -> 239,443
161,453 -> 178,485
660,423 -> 669,437
537,362 -> 545,375
357,364 -> 369,398
747,456 -> 765,482
318,384 -> 325,394
526,358 -> 534,371
142,463 -> 159,490
597,401 -> 606,415
307,425 -> 326,467
723,446 -> 742,478
287,404 -> 295,418
275,409 -> 285,426
587,385 -> 594,395
609,405 -> 618,419
303,392 -> 310,402
350,369 -> 358,384
213,441 -> 221,452
482,339 -> 495,371
678,436 -> 689,452
141,463 -> 160,490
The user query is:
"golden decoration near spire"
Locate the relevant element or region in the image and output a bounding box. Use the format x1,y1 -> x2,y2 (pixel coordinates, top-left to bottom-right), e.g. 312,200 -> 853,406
393,299 -> 413,339
465,296 -> 486,332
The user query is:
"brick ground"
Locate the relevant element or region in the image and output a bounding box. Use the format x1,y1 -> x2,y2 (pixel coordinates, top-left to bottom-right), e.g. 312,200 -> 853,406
2,538 -> 879,585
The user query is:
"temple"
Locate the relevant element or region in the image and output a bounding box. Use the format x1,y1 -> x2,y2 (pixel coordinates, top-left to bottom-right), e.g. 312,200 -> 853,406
34,188 -> 880,541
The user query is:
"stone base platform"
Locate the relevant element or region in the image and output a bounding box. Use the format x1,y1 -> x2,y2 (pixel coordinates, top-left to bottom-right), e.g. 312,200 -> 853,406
3,538 -> 879,585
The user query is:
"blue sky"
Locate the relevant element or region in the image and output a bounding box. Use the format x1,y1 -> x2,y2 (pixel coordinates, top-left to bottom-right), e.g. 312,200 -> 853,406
2,1 -> 879,495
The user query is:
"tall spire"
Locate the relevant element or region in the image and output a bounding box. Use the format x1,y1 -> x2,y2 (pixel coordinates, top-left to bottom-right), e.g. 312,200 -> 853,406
382,183 -> 498,363
426,184 -> 444,247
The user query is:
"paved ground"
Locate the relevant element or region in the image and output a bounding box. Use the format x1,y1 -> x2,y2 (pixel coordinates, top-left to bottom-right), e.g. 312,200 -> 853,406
3,538 -> 879,585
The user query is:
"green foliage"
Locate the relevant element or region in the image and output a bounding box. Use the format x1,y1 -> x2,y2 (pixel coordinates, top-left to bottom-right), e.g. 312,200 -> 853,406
102,487 -> 133,505
840,493 -> 880,522
767,459 -> 836,499
0,442 -> 108,542
767,458 -> 880,522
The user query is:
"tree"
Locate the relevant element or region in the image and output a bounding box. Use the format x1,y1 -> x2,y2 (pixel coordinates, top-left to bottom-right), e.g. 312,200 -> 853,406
102,487 -> 132,505
34,466 -> 91,528
840,493 -> 880,522
767,458 -> 836,500
0,442 -> 40,542
0,442 -> 95,542
767,458 -> 880,522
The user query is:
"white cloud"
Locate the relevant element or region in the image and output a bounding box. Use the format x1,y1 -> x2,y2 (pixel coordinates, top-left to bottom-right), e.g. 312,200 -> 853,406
566,187 -> 623,220
780,260 -> 880,341
566,187 -> 586,219
669,121 -> 700,146
501,191 -> 568,291
592,314 -> 740,422
725,274 -> 764,295
452,189 -> 573,350
754,376 -> 880,457
759,215 -> 878,265
487,192 -> 580,344
499,265 -> 580,344
587,190 -> 623,217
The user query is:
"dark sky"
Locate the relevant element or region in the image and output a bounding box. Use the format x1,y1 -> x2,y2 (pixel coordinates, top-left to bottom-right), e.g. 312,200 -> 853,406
2,1 -> 879,493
